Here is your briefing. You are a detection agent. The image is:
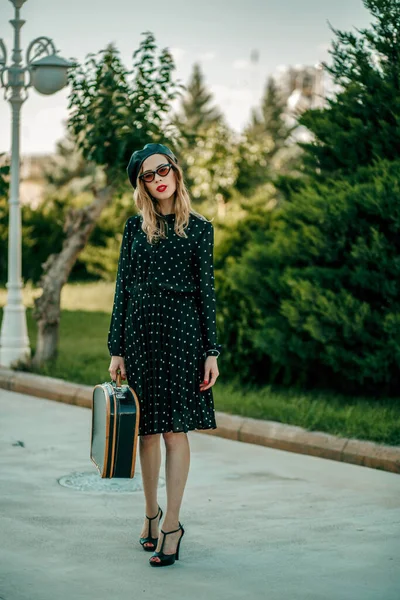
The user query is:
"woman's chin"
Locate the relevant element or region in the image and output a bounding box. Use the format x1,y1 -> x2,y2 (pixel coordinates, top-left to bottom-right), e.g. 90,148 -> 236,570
155,191 -> 176,201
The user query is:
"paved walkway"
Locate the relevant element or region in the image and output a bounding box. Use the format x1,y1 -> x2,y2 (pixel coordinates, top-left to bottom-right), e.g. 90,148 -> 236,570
0,389 -> 399,600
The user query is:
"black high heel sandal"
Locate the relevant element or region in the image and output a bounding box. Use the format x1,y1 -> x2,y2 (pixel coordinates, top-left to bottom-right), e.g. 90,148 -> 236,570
149,522 -> 185,567
139,505 -> 163,552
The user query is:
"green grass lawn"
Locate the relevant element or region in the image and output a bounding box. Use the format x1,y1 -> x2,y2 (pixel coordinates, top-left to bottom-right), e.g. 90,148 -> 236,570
1,282 -> 399,446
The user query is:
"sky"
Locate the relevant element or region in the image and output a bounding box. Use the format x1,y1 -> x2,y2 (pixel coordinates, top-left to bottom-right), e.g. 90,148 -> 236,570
0,0 -> 372,155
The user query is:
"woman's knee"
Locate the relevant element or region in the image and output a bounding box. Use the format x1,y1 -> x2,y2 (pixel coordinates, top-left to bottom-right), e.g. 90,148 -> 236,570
140,433 -> 161,445
162,430 -> 187,447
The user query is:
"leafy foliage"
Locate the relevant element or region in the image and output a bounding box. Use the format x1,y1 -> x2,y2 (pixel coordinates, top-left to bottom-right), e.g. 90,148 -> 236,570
67,33 -> 185,190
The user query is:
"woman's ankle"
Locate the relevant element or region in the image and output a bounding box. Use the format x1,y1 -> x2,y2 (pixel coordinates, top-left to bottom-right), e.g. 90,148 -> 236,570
161,517 -> 180,531
145,504 -> 160,518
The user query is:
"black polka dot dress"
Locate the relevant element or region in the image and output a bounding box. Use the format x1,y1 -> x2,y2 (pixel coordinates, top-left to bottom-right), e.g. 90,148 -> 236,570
107,212 -> 222,436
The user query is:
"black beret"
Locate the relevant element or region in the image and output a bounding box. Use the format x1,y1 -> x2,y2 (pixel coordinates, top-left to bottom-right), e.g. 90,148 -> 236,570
126,143 -> 178,189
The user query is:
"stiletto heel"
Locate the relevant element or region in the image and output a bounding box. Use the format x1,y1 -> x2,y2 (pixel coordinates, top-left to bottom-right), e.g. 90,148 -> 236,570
149,522 -> 185,567
139,505 -> 163,552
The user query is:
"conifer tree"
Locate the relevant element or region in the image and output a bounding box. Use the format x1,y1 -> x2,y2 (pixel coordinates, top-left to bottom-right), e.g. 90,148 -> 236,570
299,0 -> 400,176
171,63 -> 236,212
236,76 -> 292,196
246,76 -> 290,152
171,62 -> 223,149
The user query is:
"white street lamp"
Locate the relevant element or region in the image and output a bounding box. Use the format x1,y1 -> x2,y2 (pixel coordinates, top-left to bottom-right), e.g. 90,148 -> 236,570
0,0 -> 75,367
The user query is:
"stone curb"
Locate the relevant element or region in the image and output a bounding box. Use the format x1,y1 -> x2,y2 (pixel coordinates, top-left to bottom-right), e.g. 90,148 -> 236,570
0,367 -> 399,475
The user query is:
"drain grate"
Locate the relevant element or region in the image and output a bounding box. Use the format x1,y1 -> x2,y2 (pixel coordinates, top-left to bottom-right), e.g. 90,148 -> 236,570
58,471 -> 165,493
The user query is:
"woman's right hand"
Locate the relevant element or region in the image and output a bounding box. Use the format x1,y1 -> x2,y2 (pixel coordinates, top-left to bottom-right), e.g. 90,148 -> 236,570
109,356 -> 127,382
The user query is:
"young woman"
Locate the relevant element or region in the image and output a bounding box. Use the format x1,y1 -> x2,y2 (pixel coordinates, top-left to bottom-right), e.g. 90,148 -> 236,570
107,143 -> 222,567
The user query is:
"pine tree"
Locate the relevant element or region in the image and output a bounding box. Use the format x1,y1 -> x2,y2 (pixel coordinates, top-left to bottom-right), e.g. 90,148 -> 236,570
236,76 -> 292,195
221,158 -> 400,392
299,0 -> 400,176
245,76 -> 290,152
171,63 -> 223,149
169,62 -> 236,212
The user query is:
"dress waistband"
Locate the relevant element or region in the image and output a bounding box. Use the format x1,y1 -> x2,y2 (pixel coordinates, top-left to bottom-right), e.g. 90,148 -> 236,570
127,281 -> 198,297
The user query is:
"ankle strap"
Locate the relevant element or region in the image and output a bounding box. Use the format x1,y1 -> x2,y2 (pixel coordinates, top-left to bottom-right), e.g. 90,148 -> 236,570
161,523 -> 182,535
145,506 -> 161,520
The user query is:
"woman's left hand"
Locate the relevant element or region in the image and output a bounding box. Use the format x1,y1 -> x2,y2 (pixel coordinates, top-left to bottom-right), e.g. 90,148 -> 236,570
200,356 -> 219,391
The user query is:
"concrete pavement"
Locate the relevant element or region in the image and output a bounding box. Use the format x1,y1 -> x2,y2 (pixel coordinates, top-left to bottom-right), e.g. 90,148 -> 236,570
0,388 -> 399,600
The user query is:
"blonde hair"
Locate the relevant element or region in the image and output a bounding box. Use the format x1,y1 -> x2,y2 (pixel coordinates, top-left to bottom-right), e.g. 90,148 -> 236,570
133,154 -> 207,244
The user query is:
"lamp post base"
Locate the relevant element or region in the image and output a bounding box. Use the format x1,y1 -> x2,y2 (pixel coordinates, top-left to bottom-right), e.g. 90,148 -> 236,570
0,302 -> 31,367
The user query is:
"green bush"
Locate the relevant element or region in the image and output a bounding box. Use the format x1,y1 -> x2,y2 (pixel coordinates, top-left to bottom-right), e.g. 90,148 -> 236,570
219,159 -> 400,395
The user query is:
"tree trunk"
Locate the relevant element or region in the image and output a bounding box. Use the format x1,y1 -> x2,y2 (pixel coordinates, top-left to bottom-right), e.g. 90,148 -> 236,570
31,185 -> 114,367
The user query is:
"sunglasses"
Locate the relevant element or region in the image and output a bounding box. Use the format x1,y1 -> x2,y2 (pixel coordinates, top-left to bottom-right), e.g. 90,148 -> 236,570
139,163 -> 175,184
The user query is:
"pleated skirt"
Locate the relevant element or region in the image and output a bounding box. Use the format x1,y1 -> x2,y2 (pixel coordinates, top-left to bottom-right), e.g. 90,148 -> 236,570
124,286 -> 218,436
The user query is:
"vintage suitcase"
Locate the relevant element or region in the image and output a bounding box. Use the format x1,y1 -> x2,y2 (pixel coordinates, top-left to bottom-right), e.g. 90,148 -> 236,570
90,371 -> 140,478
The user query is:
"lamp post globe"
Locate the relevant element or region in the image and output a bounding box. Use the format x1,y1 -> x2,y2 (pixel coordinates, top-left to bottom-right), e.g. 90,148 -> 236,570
30,54 -> 75,95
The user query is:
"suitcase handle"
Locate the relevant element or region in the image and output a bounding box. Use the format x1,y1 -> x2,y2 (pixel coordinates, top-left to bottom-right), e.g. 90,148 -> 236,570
111,370 -> 126,389
116,370 -> 122,388
109,370 -> 123,389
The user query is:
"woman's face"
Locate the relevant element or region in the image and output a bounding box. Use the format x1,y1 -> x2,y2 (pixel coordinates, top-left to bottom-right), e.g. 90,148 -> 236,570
141,153 -> 177,203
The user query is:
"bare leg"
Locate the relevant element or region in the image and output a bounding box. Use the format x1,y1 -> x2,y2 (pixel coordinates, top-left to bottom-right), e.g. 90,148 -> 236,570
139,433 -> 162,548
149,431 -> 190,562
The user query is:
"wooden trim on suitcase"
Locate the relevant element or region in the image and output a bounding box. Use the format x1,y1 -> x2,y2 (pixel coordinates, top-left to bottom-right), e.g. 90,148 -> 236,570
110,386 -> 118,477
129,386 -> 141,478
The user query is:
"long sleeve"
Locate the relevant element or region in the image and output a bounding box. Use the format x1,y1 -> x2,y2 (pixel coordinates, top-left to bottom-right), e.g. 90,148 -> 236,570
193,220 -> 223,358
107,218 -> 133,357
